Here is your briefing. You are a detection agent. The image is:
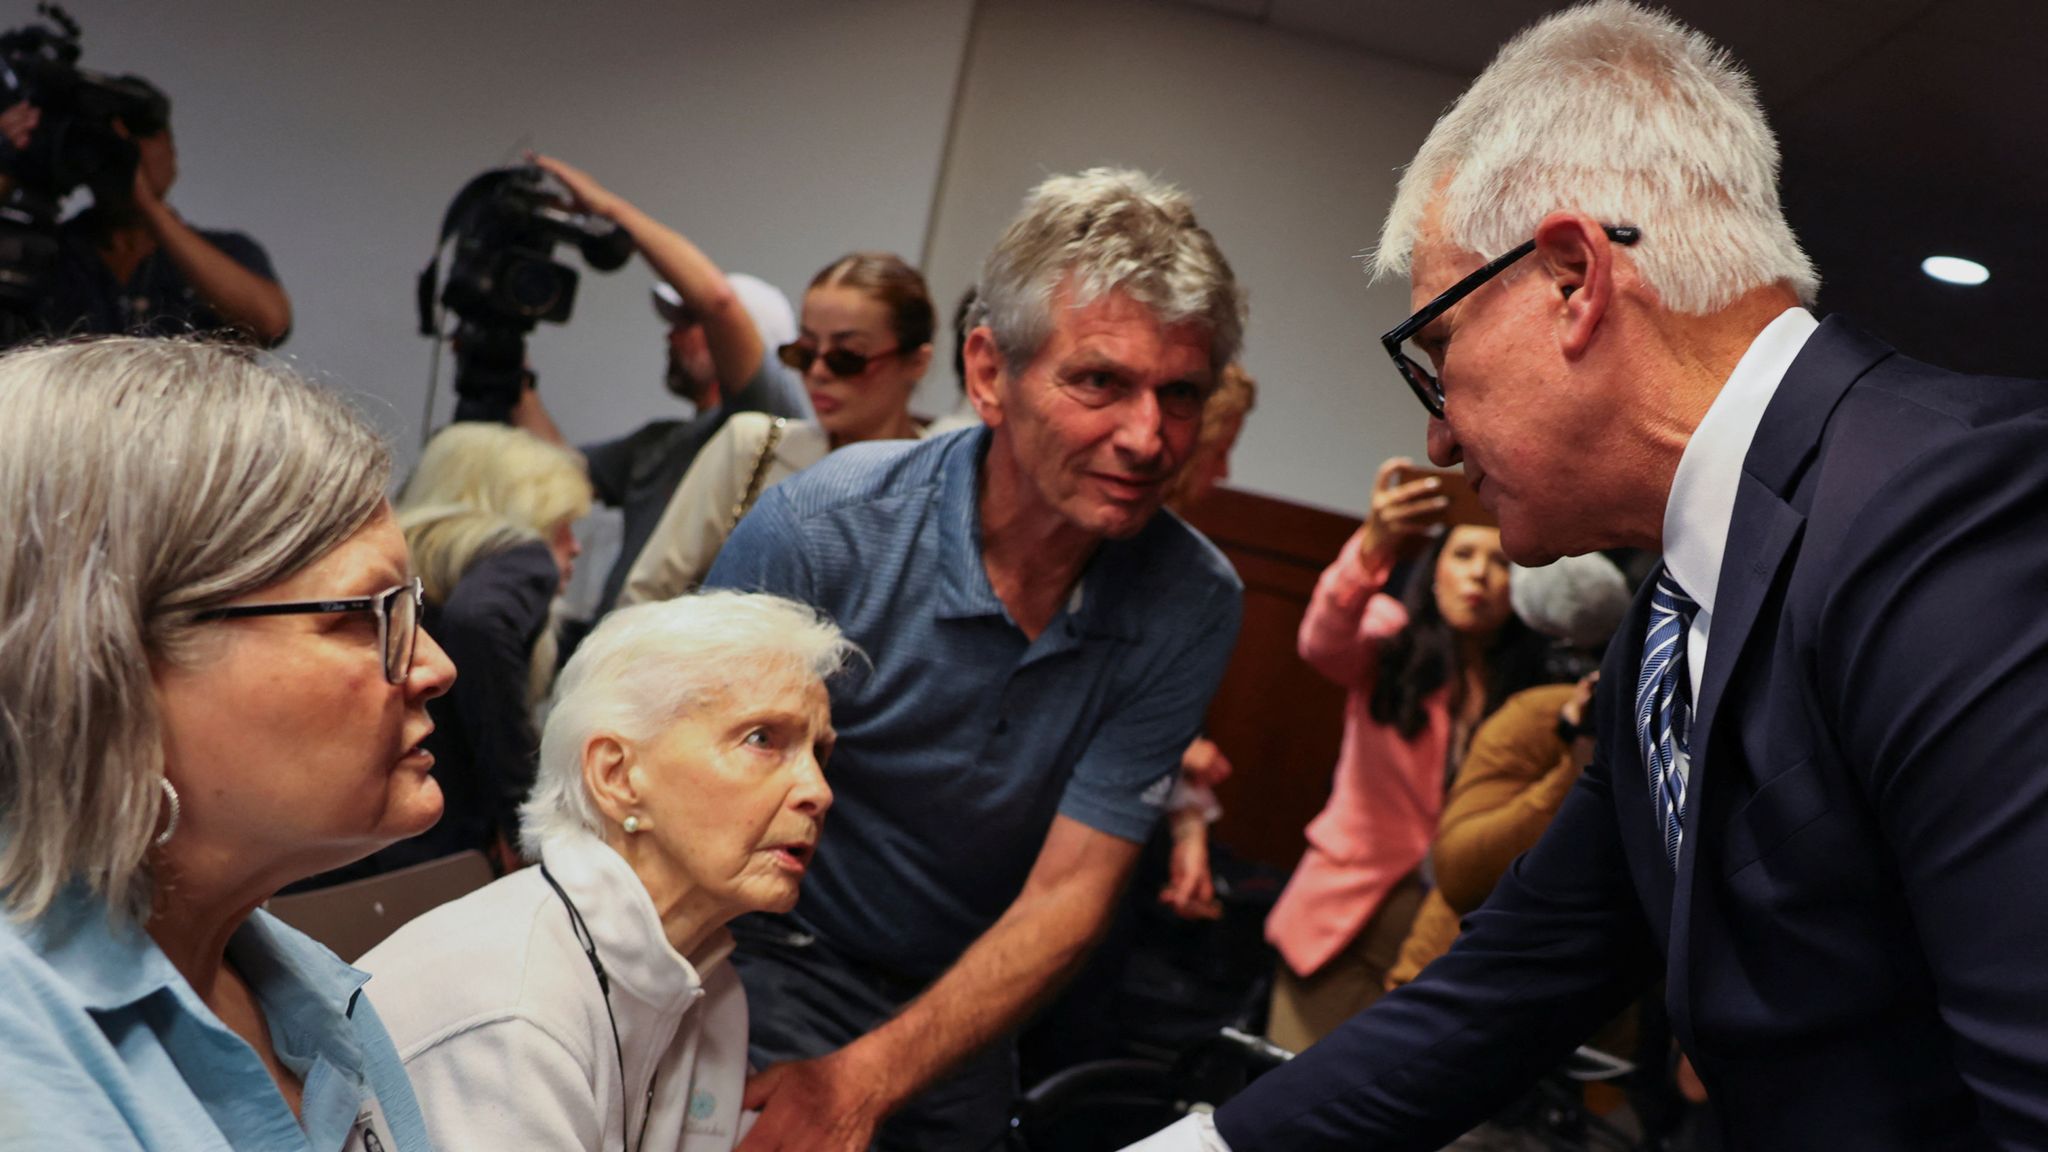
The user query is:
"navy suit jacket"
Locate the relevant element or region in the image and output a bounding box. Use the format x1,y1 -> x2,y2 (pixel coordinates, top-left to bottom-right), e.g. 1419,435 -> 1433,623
1219,319 -> 2048,1150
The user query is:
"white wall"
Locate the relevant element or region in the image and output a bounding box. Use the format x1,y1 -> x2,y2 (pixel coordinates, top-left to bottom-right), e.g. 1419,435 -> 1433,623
59,0 -> 974,458
920,0 -> 1470,517
56,0 -> 1467,517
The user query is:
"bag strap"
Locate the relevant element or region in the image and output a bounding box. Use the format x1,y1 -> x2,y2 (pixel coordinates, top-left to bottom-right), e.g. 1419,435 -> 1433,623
732,417 -> 789,523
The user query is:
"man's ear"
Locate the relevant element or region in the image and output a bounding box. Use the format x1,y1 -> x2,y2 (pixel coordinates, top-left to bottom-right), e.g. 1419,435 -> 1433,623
1532,211 -> 1616,360
580,734 -> 639,827
962,326 -> 1007,427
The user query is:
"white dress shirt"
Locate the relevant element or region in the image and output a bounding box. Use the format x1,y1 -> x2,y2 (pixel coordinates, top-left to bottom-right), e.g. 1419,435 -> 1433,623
1113,308 -> 1820,1152
1660,306 -> 1817,703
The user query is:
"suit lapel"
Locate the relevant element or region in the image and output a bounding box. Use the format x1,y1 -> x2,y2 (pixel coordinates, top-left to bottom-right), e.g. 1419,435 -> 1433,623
1662,316 -> 1889,1048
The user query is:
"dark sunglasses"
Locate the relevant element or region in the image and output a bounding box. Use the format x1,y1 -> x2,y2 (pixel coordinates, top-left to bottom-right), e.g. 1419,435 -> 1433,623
1381,225 -> 1641,418
778,341 -> 902,379
194,577 -> 424,684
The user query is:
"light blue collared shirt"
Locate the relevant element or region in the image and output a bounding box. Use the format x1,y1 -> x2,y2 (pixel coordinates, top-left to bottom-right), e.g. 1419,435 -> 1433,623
0,884 -> 431,1150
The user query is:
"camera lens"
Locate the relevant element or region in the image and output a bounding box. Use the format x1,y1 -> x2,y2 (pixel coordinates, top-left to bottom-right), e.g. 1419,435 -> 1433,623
501,257 -> 566,319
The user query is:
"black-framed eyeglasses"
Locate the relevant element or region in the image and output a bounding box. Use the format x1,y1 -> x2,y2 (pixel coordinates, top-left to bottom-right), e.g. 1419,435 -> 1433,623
194,577 -> 424,684
1381,225 -> 1641,418
777,341 -> 902,379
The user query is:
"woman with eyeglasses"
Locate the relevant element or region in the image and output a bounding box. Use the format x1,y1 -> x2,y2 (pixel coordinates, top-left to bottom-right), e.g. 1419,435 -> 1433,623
618,251 -> 933,606
299,422 -> 594,888
0,337 -> 452,1149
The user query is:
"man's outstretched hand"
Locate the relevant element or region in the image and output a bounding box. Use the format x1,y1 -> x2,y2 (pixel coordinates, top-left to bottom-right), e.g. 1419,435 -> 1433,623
738,1045 -> 897,1152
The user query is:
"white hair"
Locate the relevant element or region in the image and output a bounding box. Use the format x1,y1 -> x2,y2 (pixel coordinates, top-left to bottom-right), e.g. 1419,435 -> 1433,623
0,338 -> 391,923
1374,0 -> 1818,314
978,167 -> 1246,374
519,591 -> 858,855
1510,552 -> 1632,649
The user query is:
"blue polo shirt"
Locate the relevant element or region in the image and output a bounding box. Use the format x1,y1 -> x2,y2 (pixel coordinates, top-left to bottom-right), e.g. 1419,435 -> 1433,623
704,427 -> 1242,982
0,885 -> 432,1150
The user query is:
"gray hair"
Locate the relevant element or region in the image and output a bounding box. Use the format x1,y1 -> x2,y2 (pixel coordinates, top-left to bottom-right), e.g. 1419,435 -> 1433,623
977,167 -> 1246,375
520,591 -> 858,856
1510,552 -> 1632,650
1374,0 -> 1818,314
0,338 -> 392,923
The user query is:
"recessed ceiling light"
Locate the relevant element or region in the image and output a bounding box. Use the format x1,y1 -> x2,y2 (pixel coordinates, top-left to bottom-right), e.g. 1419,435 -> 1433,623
1921,256 -> 1989,286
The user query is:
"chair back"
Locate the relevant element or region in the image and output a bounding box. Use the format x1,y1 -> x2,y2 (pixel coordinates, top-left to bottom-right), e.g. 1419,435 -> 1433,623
265,850 -> 496,962
1009,1058 -> 1180,1152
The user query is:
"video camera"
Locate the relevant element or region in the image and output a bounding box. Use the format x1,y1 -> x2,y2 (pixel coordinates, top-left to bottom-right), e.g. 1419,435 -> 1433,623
0,4 -> 164,208
418,165 -> 635,423
0,4 -> 165,343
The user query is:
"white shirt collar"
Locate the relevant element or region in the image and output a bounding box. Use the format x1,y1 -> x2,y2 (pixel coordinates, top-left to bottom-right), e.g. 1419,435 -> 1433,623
1661,307 -> 1818,615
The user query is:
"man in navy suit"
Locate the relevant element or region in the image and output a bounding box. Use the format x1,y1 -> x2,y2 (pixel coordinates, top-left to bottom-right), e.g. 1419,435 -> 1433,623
1126,2 -> 2048,1149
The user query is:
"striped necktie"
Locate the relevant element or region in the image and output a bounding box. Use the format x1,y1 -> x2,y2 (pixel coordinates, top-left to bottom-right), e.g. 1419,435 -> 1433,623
1635,571 -> 1699,869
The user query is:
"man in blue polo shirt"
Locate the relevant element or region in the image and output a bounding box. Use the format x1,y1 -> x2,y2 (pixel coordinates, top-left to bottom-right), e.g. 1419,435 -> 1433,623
703,167 -> 1246,1152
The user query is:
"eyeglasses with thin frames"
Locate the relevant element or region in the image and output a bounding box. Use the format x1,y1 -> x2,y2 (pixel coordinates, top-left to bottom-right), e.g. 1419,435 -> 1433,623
1381,225 -> 1641,419
194,577 -> 424,685
777,341 -> 903,379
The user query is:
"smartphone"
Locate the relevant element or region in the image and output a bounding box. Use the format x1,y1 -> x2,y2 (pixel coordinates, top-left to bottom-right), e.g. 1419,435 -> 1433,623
1391,465 -> 1494,528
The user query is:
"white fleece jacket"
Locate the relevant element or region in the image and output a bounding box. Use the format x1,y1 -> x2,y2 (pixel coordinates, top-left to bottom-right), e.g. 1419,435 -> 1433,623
359,831 -> 753,1151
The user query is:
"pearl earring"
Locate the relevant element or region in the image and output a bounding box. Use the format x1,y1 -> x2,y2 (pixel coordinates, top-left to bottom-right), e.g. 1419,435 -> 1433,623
623,814 -> 647,834
154,778 -> 181,848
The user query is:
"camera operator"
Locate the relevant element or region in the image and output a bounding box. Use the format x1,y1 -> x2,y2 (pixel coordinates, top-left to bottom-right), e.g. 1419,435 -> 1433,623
9,85 -> 292,345
511,153 -> 806,616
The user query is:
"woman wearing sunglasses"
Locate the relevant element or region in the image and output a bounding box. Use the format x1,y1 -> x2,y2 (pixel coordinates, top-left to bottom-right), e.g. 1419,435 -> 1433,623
0,337 -> 454,1149
619,251 -> 933,606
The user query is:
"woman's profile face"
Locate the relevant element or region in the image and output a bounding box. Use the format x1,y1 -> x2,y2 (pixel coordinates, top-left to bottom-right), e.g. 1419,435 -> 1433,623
798,283 -> 924,445
628,661 -> 835,921
546,518 -> 581,593
1433,524 -> 1514,638
153,504 -> 456,888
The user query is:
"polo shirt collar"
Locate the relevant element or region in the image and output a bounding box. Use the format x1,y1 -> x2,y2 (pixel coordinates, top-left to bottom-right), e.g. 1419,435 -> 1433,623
935,428 -> 1007,622
931,427 -> 1141,642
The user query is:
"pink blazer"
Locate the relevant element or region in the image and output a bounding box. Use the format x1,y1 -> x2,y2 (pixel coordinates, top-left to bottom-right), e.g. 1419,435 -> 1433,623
1266,529 -> 1450,978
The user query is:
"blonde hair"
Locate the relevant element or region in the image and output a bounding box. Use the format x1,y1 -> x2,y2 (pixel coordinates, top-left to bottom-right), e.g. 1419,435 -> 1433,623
1373,1 -> 1817,314
0,338 -> 391,923
521,591 -> 858,856
397,422 -> 592,604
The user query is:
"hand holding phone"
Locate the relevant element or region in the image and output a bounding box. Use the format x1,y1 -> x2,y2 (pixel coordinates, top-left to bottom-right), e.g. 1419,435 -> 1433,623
1389,465 -> 1492,528
1362,458 -> 1444,562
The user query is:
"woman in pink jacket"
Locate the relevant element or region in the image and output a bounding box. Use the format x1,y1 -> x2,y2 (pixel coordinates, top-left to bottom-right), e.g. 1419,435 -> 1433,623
1265,457 -> 1550,1051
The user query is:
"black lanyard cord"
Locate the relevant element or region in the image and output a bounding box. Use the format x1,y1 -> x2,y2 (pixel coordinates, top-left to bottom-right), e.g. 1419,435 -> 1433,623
540,862 -> 656,1152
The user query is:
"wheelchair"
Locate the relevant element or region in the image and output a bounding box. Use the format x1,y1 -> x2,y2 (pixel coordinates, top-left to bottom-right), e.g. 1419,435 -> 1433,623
1006,1027 -> 1678,1152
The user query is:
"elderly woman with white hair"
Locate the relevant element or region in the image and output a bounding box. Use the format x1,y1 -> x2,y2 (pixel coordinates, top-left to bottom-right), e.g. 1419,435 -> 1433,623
0,338 -> 453,1149
358,592 -> 851,1152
